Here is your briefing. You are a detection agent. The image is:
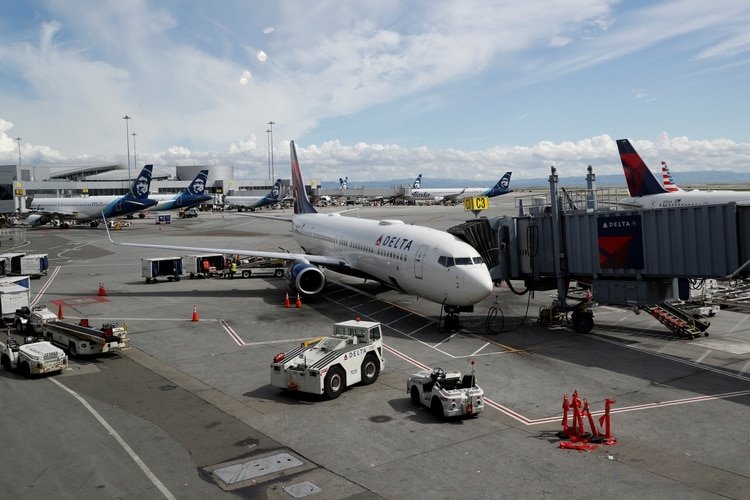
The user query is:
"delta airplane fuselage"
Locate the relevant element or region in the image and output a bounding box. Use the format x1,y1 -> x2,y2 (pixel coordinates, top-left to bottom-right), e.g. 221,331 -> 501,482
619,191 -> 750,209
292,213 -> 492,306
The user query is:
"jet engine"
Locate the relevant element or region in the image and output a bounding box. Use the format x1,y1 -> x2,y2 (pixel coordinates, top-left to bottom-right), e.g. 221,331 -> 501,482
26,214 -> 51,227
289,262 -> 326,296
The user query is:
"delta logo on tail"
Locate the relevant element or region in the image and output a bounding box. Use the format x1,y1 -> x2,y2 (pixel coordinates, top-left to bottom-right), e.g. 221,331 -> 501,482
616,139 -> 667,197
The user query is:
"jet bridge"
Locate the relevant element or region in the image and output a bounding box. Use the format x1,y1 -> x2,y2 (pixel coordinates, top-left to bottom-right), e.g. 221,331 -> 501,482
449,167 -> 750,334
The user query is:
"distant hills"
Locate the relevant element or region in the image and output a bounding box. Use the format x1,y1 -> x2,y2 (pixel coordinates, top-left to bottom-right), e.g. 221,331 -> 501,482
321,171 -> 750,190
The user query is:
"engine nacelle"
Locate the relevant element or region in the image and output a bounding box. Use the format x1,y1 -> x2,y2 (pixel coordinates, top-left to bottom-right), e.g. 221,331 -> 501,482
289,262 -> 326,296
26,214 -> 51,227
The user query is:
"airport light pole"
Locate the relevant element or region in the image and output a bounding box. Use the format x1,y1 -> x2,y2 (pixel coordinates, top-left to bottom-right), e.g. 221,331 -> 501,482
131,132 -> 137,169
123,115 -> 132,183
15,137 -> 22,166
268,120 -> 275,182
266,128 -> 272,180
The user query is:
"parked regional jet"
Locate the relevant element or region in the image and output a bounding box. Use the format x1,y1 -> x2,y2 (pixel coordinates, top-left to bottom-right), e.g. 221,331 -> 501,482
106,142 -> 493,327
150,170 -> 212,211
224,179 -> 282,211
27,165 -> 157,228
617,139 -> 750,208
407,172 -> 513,204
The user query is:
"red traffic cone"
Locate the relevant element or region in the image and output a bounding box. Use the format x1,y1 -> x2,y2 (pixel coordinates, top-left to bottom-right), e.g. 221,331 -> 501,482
57,303 -> 64,320
98,282 -> 107,296
284,293 -> 291,308
295,294 -> 302,308
191,305 -> 199,322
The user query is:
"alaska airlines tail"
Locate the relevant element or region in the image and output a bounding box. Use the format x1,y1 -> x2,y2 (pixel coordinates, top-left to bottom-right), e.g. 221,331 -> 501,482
661,161 -> 683,192
126,165 -> 154,200
291,142 -> 317,215
261,178 -> 283,204
483,172 -> 513,197
412,174 -> 422,189
339,177 -> 348,190
616,139 -> 667,197
186,170 -> 209,195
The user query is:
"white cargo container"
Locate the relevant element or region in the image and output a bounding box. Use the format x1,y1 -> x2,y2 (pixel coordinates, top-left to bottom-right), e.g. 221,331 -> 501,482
141,257 -> 184,283
11,253 -> 49,278
0,276 -> 31,320
0,252 -> 25,276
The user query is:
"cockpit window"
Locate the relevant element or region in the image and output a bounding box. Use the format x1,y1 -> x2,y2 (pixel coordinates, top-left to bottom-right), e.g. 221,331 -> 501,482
439,256 -> 479,267
454,257 -> 473,265
473,256 -> 484,265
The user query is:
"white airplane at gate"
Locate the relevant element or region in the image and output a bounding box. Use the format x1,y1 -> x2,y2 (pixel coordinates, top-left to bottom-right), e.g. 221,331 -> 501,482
106,142 -> 493,323
406,172 -> 513,204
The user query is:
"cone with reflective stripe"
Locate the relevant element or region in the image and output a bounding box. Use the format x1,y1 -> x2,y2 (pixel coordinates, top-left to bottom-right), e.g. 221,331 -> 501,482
295,294 -> 302,308
98,282 -> 107,296
284,293 -> 291,308
191,304 -> 199,322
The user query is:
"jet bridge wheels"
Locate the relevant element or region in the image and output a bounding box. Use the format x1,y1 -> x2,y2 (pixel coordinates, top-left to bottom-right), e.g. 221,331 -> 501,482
570,309 -> 594,334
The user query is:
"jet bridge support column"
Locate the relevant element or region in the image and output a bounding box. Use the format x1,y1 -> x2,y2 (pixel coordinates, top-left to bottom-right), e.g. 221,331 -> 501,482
585,165 -> 597,211
548,166 -> 568,308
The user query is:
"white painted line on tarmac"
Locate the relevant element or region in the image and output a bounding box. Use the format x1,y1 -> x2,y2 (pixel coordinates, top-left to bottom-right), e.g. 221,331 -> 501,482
695,350 -> 712,364
219,320 -> 246,346
471,342 -> 490,356
31,265 -> 61,306
433,333 -> 458,349
740,360 -> 750,375
50,378 -> 176,500
728,314 -> 749,334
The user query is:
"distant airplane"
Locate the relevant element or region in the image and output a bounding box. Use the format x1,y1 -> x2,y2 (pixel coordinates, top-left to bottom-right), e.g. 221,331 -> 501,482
150,170 -> 212,211
406,172 -> 513,204
617,139 -> 750,208
660,162 -> 683,192
106,141 -> 493,326
339,177 -> 348,190
224,179 -> 282,211
27,165 -> 158,228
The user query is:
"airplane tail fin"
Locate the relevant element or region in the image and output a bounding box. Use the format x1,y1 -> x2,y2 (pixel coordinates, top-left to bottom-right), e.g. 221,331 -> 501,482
263,178 -> 283,203
339,176 -> 348,190
126,165 -> 154,200
661,161 -> 683,192
616,139 -> 667,197
412,174 -> 422,189
484,172 -> 513,197
290,142 -> 317,215
186,170 -> 209,195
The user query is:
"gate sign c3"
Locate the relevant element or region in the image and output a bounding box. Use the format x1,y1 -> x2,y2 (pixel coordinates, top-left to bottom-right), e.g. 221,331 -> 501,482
463,196 -> 489,212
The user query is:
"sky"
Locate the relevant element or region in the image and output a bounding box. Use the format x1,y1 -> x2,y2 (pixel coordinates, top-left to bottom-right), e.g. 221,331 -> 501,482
1,0 -> 749,184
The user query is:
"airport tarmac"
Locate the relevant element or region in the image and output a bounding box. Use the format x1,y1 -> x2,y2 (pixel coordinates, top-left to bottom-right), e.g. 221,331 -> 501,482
1,201 -> 749,499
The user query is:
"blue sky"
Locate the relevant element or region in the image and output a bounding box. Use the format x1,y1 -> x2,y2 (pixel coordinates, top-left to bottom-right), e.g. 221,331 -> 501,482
1,0 -> 749,183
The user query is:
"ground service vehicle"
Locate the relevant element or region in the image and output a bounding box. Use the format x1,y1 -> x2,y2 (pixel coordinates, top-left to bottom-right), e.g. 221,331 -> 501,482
15,305 -> 57,334
407,366 -> 484,418
270,319 -> 384,399
43,319 -> 129,356
185,253 -> 226,278
141,257 -> 184,283
235,257 -> 287,279
179,207 -> 199,218
1,332 -> 68,376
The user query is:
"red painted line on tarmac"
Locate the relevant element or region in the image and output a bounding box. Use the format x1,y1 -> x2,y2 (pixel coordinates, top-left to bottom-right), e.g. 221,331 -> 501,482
50,296 -> 110,306
383,344 -> 430,370
220,320 -> 246,346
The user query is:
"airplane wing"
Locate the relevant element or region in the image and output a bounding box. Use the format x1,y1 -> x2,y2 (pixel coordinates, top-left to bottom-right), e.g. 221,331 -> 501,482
103,216 -> 344,266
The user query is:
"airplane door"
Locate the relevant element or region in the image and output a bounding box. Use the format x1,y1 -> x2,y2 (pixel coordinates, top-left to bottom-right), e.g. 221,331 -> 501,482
414,245 -> 428,279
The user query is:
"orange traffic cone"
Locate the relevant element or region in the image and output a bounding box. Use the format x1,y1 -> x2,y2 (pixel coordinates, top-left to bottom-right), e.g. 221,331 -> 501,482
295,294 -> 303,308
284,293 -> 291,308
57,303 -> 64,320
98,282 -> 107,296
191,305 -> 199,322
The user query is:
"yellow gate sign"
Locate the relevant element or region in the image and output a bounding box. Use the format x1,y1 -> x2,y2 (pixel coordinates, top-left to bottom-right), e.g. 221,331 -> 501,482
463,196 -> 489,212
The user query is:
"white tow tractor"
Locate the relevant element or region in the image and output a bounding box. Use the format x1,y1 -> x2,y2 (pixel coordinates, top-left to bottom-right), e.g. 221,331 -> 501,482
14,305 -> 57,334
0,332 -> 68,377
270,319 -> 384,399
407,364 -> 484,419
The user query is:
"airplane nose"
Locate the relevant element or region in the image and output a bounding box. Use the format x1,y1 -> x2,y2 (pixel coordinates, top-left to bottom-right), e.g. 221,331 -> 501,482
454,268 -> 493,306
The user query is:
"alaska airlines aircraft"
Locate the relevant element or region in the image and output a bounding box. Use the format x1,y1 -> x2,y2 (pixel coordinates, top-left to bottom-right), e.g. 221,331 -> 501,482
339,177 -> 348,190
150,170 -> 212,211
107,142 -> 493,325
407,172 -> 513,204
27,165 -> 157,228
617,139 -> 750,209
224,179 -> 282,211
